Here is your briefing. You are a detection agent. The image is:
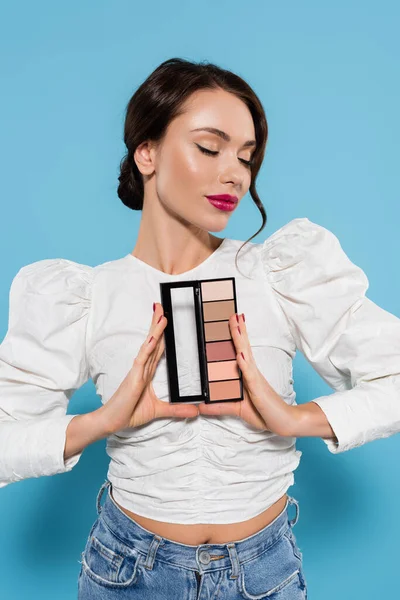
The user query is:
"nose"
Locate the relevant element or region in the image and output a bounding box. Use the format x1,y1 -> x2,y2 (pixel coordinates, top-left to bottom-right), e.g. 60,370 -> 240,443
218,166 -> 243,188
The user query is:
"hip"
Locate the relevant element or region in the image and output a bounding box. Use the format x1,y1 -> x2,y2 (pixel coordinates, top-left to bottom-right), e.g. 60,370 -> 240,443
112,490 -> 289,545
78,480 -> 307,599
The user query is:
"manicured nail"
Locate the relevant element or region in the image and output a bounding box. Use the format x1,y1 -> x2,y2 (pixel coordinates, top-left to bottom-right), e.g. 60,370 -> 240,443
238,326 -> 241,335
148,336 -> 154,344
157,315 -> 162,323
241,351 -> 245,361
242,313 -> 245,322
153,302 -> 156,312
236,313 -> 239,323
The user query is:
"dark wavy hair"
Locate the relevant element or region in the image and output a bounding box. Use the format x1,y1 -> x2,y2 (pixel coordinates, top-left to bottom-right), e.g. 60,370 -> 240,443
117,58 -> 269,272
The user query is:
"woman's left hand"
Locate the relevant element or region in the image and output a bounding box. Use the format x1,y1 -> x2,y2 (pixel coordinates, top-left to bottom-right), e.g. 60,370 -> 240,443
197,313 -> 296,437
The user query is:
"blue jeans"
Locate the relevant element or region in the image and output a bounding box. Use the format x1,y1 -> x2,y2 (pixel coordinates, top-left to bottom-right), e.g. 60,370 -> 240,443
78,479 -> 308,599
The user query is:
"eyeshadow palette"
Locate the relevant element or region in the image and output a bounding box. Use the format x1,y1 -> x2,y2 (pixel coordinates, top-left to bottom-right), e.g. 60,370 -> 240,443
159,277 -> 244,404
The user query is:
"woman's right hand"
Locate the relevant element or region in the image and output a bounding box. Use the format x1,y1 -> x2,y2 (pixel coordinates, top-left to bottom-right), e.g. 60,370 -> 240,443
96,302 -> 199,435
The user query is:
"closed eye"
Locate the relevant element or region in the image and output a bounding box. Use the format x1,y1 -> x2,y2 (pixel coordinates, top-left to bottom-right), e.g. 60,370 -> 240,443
196,144 -> 253,167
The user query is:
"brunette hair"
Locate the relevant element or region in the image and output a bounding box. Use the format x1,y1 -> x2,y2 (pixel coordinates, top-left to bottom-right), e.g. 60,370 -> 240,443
117,58 -> 269,272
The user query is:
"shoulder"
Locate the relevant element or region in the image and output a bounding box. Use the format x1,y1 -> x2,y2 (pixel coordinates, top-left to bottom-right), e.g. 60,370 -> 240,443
228,217 -> 336,263
7,260 -> 100,327
8,254 -> 135,305
10,258 -> 95,296
260,217 -> 360,277
260,217 -> 340,271
258,216 -> 369,297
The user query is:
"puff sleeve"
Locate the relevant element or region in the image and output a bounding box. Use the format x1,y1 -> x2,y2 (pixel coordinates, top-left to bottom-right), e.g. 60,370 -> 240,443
261,217 -> 400,454
0,258 -> 93,487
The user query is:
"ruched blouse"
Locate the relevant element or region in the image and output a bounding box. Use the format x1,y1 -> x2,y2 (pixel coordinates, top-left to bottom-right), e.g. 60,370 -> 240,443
1,217 -> 399,523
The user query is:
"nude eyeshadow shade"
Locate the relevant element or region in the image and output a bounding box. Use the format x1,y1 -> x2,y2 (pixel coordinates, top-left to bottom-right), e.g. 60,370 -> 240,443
159,277 -> 243,404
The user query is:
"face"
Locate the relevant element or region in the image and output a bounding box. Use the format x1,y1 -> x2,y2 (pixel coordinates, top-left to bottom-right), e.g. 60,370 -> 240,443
134,88 -> 256,233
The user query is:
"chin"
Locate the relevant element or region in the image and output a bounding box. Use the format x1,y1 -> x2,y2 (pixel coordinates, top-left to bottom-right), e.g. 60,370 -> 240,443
199,221 -> 229,233
202,213 -> 231,231
209,224 -> 229,233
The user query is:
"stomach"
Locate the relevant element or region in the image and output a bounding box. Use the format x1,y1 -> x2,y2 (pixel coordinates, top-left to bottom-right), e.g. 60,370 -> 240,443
110,489 -> 288,545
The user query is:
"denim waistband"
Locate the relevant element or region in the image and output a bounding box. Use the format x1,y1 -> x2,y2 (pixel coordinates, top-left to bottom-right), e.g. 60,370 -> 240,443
94,479 -> 300,575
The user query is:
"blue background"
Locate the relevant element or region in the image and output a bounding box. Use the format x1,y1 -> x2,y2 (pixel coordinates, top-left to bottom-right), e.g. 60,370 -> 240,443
0,1 -> 399,597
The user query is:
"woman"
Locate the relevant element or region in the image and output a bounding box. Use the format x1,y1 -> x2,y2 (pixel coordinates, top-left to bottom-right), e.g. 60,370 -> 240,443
2,58 -> 400,599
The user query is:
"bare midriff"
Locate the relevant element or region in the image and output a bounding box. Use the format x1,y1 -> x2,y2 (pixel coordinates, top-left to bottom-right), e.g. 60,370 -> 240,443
110,490 -> 288,545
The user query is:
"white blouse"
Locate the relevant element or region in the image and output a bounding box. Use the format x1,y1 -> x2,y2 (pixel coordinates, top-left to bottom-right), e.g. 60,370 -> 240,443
1,217 -> 400,524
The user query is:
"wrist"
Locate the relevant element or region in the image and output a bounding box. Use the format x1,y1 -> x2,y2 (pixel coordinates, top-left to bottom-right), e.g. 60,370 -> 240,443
63,410 -> 109,463
286,402 -> 338,441
93,405 -> 118,437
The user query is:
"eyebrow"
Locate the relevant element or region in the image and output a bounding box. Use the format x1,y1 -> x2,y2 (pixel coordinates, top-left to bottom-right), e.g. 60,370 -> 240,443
190,127 -> 256,149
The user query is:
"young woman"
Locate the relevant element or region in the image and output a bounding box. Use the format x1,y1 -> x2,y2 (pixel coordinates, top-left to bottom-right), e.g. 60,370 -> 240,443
1,58 -> 400,599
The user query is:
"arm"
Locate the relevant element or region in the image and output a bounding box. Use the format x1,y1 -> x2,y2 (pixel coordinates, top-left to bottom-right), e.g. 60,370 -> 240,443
262,218 -> 400,453
288,402 -> 338,441
64,410 -> 110,462
0,259 -> 94,487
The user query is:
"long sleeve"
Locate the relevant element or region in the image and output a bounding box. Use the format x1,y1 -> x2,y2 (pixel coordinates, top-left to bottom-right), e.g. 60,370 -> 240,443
0,258 -> 93,487
261,217 -> 400,454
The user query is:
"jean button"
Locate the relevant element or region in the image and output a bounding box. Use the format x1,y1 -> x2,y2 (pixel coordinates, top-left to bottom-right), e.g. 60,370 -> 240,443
199,550 -> 211,564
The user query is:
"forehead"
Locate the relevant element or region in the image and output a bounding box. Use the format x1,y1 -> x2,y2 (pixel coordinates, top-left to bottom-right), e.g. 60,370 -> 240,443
170,88 -> 255,141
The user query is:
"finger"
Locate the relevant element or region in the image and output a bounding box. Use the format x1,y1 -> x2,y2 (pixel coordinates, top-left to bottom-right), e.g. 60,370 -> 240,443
149,303 -> 167,354
134,310 -> 167,370
229,312 -> 253,365
197,400 -> 241,417
152,301 -> 164,317
155,399 -> 199,420
153,329 -> 165,362
150,301 -> 165,332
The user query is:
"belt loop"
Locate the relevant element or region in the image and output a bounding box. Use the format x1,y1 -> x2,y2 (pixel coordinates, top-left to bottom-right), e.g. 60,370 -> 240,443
143,535 -> 163,570
96,479 -> 111,515
287,495 -> 300,527
226,543 -> 240,579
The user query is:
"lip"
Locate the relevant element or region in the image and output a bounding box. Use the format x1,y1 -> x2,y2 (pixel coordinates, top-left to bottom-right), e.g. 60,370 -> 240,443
206,194 -> 238,203
206,197 -> 237,212
205,194 -> 238,213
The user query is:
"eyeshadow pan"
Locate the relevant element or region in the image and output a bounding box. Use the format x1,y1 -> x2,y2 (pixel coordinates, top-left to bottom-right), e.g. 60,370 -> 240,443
208,359 -> 239,382
206,340 -> 236,361
209,380 -> 241,401
204,320 -> 231,342
201,279 -> 233,301
203,299 -> 235,322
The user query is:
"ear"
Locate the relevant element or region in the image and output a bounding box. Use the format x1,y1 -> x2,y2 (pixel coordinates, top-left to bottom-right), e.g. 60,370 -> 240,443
133,140 -> 158,176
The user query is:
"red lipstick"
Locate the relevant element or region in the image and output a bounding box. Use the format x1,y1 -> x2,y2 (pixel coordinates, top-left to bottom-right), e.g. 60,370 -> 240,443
206,194 -> 238,212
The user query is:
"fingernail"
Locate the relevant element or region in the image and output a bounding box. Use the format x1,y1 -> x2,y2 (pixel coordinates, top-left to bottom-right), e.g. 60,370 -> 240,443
241,351 -> 245,361
153,302 -> 156,312
148,336 -> 154,344
157,315 -> 162,323
236,313 -> 239,323
238,326 -> 241,335
242,313 -> 245,322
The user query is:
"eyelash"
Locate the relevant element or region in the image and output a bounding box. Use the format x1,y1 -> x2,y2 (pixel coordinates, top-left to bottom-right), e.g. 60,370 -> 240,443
196,144 -> 253,167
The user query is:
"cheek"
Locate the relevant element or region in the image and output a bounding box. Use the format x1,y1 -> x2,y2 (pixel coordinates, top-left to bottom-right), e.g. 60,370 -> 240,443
158,148 -> 205,206
176,146 -> 206,184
